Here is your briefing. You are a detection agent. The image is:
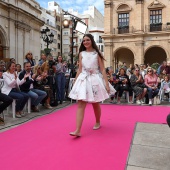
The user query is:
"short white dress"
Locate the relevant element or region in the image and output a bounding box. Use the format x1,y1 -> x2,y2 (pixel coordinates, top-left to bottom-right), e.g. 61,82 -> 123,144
69,51 -> 116,103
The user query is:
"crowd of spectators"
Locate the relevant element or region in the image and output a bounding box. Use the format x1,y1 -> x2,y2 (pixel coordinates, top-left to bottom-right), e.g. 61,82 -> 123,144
0,52 -> 72,124
106,61 -> 170,105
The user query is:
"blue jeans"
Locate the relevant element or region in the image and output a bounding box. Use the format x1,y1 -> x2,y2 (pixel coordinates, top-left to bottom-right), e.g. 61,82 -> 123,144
55,73 -> 66,102
8,89 -> 29,112
147,87 -> 159,99
26,89 -> 47,106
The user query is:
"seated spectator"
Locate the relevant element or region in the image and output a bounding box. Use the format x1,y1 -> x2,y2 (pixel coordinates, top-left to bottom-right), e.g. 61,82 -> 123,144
130,68 -> 147,105
106,67 -> 114,102
115,68 -> 133,104
38,53 -> 47,66
19,62 -> 47,112
10,58 -> 16,63
126,64 -> 134,78
159,75 -> 170,102
0,60 -> 6,72
16,64 -> 22,76
159,69 -> 167,81
160,61 -> 168,74
33,65 -> 52,109
24,51 -> 35,67
1,62 -> 29,118
144,67 -> 159,106
0,73 -> 13,124
140,64 -> 146,79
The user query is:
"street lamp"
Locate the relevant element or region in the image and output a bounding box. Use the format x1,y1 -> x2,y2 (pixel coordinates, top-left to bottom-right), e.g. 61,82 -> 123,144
40,27 -> 54,55
62,10 -> 87,65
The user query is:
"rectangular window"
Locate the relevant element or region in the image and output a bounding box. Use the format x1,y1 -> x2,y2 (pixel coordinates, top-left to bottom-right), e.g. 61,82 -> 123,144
53,39 -> 57,44
73,48 -> 76,54
118,13 -> 129,26
150,10 -> 162,24
99,36 -> 102,43
63,31 -> 68,35
58,43 -> 60,49
58,34 -> 60,40
64,48 -> 68,53
150,10 -> 162,31
118,13 -> 129,34
101,45 -> 104,52
63,39 -> 69,44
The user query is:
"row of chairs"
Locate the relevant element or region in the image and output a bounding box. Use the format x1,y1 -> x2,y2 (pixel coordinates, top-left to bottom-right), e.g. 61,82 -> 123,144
0,79 -> 31,119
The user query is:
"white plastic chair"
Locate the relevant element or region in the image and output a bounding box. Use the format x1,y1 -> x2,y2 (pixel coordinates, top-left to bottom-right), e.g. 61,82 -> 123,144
7,98 -> 31,118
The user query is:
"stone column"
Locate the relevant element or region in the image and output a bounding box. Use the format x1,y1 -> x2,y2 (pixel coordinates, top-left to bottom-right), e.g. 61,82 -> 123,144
135,41 -> 144,65
104,41 -> 114,68
104,0 -> 113,34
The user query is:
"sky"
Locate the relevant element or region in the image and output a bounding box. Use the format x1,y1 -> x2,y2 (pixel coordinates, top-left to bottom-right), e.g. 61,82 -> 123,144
36,0 -> 104,15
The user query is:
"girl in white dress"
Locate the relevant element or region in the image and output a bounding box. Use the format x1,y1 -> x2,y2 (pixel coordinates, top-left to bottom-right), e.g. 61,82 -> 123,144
69,34 -> 116,137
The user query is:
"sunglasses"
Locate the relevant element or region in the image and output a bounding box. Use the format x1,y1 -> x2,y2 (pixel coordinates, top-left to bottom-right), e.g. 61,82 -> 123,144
148,70 -> 152,72
28,53 -> 32,55
135,70 -> 139,71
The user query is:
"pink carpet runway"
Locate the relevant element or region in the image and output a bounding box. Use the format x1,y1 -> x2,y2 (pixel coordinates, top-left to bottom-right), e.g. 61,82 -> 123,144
0,104 -> 169,170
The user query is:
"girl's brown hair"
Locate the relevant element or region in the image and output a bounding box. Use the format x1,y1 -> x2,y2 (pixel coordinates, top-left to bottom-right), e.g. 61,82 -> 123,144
78,34 -> 105,60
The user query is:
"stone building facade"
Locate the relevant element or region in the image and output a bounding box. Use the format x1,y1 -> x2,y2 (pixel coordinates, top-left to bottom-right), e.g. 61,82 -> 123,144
103,0 -> 170,70
0,0 -> 44,64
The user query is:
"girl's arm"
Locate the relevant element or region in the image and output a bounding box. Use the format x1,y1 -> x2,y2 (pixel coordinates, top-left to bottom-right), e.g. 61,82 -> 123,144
74,53 -> 82,82
98,56 -> 109,93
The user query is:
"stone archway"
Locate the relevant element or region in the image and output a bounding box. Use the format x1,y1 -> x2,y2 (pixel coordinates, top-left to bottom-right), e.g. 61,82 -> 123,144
114,47 -> 134,70
144,46 -> 167,65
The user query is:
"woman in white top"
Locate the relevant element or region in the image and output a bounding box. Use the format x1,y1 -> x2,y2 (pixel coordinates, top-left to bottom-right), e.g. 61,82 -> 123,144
1,62 -> 30,118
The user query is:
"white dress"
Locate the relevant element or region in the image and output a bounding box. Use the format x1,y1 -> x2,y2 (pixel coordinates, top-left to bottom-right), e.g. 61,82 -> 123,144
69,51 -> 116,103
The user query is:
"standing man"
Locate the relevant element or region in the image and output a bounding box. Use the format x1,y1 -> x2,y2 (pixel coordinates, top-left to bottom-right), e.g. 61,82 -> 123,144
19,62 -> 47,112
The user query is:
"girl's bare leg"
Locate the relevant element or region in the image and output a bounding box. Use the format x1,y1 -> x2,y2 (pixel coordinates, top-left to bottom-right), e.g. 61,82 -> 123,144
70,100 -> 87,136
92,102 -> 101,129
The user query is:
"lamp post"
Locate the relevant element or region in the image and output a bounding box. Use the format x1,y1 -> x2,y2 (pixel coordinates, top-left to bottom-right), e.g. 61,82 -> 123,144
62,10 -> 87,77
40,27 -> 54,56
63,18 -> 75,65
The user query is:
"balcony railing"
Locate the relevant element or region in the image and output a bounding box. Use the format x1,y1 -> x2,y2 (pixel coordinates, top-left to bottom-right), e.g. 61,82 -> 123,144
113,26 -> 134,34
113,24 -> 170,35
145,24 -> 170,32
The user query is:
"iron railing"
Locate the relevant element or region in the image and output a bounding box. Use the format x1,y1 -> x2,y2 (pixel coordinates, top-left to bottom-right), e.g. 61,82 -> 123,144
145,24 -> 170,32
113,26 -> 134,34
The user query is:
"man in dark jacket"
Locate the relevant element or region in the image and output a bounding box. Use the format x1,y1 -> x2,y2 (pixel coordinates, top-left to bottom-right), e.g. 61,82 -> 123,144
19,62 -> 46,112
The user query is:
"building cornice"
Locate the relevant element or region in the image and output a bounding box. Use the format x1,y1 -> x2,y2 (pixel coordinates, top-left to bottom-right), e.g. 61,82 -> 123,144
0,1 -> 44,26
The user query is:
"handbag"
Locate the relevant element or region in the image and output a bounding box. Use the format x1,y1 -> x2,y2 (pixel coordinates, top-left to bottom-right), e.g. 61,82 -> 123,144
153,96 -> 161,105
